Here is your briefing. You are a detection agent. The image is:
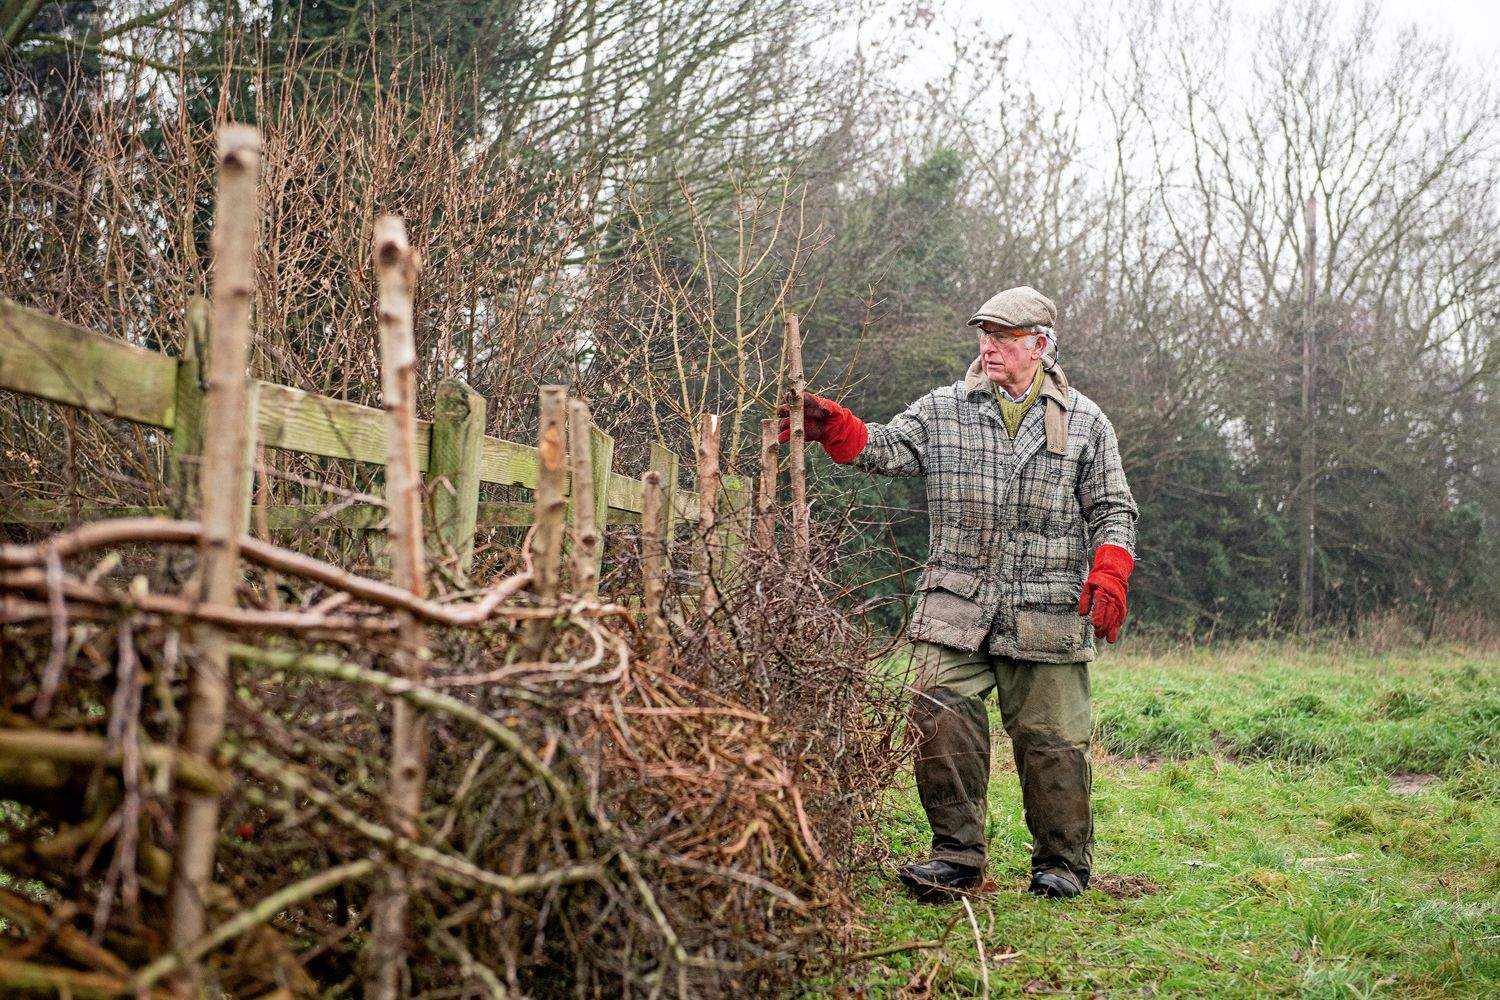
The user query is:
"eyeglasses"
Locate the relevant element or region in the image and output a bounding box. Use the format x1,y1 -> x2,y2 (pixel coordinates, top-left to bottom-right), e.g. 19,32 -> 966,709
977,328 -> 1030,345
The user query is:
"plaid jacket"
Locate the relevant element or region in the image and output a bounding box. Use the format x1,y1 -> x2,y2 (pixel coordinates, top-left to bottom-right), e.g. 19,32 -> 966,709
853,357 -> 1137,662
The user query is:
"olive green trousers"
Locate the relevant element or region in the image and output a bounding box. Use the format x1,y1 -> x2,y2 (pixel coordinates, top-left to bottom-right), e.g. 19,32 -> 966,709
904,641 -> 1093,881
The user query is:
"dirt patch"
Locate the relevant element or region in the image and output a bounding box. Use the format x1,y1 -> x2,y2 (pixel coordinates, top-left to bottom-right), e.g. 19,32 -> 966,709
1389,773 -> 1440,795
1103,753 -> 1164,770
1091,874 -> 1163,899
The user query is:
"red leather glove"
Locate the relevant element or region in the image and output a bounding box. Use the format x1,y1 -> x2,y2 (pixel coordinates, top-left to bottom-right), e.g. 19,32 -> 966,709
1078,543 -> 1134,643
776,391 -> 868,464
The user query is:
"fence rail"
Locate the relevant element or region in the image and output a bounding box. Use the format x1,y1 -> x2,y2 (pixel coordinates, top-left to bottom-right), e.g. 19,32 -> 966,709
0,295 -> 714,535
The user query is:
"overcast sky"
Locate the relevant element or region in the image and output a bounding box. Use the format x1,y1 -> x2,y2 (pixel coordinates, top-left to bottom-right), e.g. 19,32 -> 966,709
936,0 -> 1500,62
887,0 -> 1500,97
872,0 -> 1499,166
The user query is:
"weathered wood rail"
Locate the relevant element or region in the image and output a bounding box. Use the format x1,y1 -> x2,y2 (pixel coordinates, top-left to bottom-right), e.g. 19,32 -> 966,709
0,295 -> 730,553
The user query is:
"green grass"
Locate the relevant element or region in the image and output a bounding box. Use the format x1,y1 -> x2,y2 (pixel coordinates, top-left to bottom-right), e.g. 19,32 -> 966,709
845,645 -> 1500,998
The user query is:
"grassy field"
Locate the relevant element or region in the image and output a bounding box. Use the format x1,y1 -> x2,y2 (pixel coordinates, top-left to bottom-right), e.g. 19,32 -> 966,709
846,644 -> 1499,998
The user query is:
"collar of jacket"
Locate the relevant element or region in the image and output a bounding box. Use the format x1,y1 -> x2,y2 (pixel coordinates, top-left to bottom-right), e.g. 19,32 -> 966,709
963,355 -> 1071,455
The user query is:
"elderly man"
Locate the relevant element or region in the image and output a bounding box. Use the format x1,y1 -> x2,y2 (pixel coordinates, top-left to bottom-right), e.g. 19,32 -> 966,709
780,286 -> 1137,900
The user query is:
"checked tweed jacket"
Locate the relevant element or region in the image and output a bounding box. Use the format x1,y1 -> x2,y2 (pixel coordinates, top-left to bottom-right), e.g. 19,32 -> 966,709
853,357 -> 1137,663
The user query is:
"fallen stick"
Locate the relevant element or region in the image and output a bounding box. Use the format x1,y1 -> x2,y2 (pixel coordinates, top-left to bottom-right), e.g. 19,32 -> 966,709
0,518 -> 532,627
0,958 -> 173,999
0,729 -> 230,795
0,886 -> 131,978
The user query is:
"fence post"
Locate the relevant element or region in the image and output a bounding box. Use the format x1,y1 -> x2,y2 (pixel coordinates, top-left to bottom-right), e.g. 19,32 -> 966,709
167,124 -> 261,984
429,378 -> 486,579
589,423 -> 613,581
648,441 -> 679,572
756,416 -> 778,550
169,297 -> 210,518
785,313 -> 809,560
366,215 -> 429,1000
237,384 -> 261,536
696,413 -> 721,614
640,470 -> 667,651
717,473 -> 750,588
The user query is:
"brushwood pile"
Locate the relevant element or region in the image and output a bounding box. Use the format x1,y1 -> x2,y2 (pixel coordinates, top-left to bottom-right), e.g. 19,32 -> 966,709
0,519 -> 910,996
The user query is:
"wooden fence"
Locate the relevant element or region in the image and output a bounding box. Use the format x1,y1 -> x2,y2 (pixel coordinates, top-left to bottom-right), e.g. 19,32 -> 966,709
0,292 -> 749,573
0,124 -> 822,995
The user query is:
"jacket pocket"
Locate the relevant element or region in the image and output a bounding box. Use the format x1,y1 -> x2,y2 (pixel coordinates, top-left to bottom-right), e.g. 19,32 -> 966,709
1016,609 -> 1087,655
911,567 -> 985,646
1015,575 -> 1088,656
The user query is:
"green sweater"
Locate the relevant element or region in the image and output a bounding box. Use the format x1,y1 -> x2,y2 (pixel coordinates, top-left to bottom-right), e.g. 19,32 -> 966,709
993,366 -> 1044,439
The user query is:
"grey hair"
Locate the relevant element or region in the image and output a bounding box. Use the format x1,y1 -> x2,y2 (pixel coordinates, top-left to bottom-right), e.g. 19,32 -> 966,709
1019,324 -> 1056,355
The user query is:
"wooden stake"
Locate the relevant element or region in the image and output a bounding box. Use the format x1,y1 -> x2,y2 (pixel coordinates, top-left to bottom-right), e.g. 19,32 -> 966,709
366,215 -> 427,1000
167,124 -> 261,986
785,313 -> 809,559
526,386 -> 568,656
640,470 -> 667,650
567,399 -> 600,598
696,412 -> 721,614
756,417 -> 778,550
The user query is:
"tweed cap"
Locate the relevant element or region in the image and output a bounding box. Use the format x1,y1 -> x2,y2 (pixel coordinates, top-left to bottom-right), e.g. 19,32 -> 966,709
967,285 -> 1057,331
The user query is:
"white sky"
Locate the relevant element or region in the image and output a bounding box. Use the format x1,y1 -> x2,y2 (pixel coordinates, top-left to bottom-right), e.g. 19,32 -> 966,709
894,1 -> 1499,95
938,0 -> 1500,60
870,0 -> 1499,169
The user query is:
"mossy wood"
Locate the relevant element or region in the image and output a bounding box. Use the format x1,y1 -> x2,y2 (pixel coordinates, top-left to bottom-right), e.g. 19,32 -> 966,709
0,297 -> 177,427
428,378 -> 486,574
169,297 -> 211,516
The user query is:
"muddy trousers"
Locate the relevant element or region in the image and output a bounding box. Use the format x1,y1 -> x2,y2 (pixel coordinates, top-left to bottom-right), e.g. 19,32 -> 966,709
906,641 -> 1093,882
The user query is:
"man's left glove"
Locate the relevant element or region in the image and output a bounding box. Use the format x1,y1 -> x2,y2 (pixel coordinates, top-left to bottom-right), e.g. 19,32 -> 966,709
776,391 -> 869,464
1077,544 -> 1134,643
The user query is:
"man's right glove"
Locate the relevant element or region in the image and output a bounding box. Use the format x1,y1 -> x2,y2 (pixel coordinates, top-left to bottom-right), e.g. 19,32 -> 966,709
776,391 -> 869,464
1077,544 -> 1134,643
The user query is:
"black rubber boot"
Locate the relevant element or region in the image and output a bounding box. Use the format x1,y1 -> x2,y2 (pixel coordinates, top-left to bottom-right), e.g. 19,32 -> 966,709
1028,868 -> 1084,899
898,858 -> 983,902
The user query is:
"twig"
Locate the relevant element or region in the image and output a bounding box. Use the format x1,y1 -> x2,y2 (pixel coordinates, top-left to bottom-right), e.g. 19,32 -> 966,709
225,643 -> 590,855
135,858 -> 379,989
231,747 -> 603,898
0,958 -> 172,999
0,887 -> 130,978
962,897 -> 990,1000
31,550 -> 67,719
0,729 -> 229,795
0,519 -> 533,626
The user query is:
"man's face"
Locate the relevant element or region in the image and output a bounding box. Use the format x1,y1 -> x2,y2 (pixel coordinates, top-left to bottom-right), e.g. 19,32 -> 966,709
977,322 -> 1047,383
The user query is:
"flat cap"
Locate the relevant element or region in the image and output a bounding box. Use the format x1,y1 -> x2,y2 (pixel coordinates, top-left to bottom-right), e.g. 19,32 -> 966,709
967,285 -> 1057,331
